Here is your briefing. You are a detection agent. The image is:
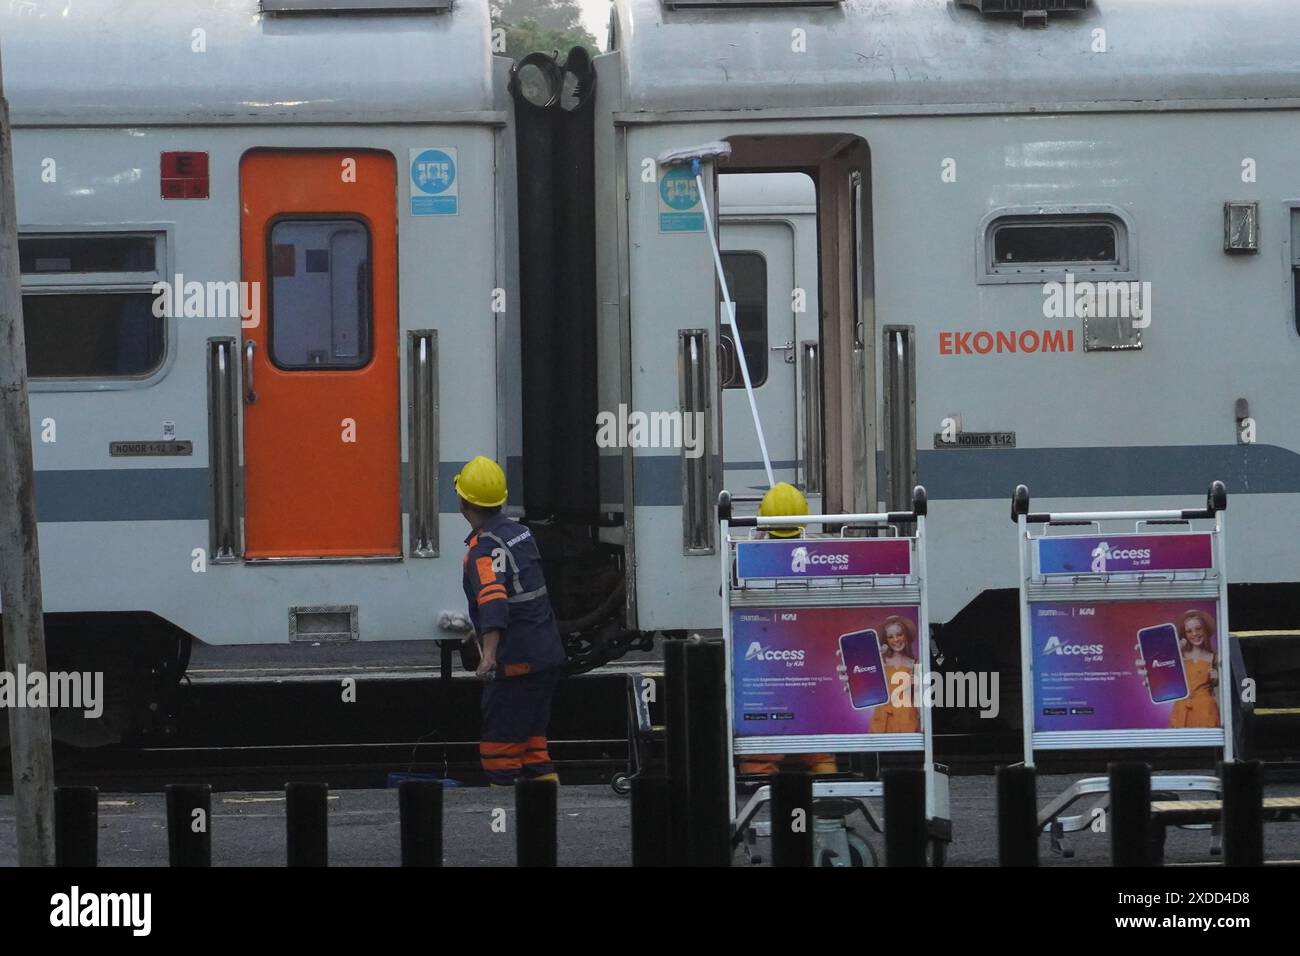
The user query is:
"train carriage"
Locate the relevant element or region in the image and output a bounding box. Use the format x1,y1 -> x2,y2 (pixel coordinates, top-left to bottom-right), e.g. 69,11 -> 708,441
589,0 -> 1300,667
1,0 -> 523,734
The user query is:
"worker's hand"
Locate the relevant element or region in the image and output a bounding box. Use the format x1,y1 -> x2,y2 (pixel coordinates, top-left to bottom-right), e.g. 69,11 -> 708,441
476,651 -> 497,681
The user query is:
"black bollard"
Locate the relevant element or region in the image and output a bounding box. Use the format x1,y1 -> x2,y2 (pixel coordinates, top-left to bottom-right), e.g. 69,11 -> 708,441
663,638 -> 690,866
55,786 -> 99,868
1109,762 -> 1151,867
516,776 -> 558,867
398,780 -> 443,867
996,765 -> 1039,867
631,773 -> 671,867
166,784 -> 212,867
683,639 -> 731,867
285,782 -> 329,867
1221,760 -> 1264,867
771,771 -> 814,867
883,767 -> 927,866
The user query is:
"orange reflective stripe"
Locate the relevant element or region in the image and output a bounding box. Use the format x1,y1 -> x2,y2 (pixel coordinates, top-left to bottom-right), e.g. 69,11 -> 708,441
478,590 -> 507,607
502,662 -> 531,677
476,555 -> 498,587
521,749 -> 552,765
525,736 -> 548,749
480,741 -> 525,757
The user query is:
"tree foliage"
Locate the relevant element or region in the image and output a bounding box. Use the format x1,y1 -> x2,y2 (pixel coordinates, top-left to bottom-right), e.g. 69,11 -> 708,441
491,0 -> 600,61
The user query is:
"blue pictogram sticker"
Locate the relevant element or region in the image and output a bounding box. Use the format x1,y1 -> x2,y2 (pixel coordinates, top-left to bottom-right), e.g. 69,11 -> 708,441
658,166 -> 704,232
410,147 -> 458,216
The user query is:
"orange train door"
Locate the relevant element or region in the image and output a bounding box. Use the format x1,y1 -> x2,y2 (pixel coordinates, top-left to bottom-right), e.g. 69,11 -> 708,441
239,150 -> 400,558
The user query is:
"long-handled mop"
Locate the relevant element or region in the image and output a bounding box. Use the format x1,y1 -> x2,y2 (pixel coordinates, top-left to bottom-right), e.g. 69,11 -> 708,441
658,142 -> 775,489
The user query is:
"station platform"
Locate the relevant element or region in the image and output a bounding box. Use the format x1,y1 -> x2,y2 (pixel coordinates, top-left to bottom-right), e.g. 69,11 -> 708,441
3,776 -> 1298,867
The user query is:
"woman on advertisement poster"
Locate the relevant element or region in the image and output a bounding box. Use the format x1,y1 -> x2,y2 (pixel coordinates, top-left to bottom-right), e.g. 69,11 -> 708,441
1168,609 -> 1220,728
867,615 -> 921,734
1136,609 -> 1220,728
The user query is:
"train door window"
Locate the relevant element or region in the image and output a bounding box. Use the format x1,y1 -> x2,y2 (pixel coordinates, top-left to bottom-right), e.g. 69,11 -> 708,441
268,219 -> 371,369
720,251 -> 768,388
982,211 -> 1131,281
1292,210 -> 1300,335
18,232 -> 166,380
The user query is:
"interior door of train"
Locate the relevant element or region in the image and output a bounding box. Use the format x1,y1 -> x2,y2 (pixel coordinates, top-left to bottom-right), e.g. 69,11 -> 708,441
239,150 -> 401,559
719,221 -> 802,500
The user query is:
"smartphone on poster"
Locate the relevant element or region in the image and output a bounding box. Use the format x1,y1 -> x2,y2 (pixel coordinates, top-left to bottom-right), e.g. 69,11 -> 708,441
839,629 -> 890,710
1137,623 -> 1189,704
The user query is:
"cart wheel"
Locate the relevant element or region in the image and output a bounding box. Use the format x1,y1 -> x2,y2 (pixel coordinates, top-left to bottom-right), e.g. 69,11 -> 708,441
610,772 -> 632,796
846,829 -> 878,867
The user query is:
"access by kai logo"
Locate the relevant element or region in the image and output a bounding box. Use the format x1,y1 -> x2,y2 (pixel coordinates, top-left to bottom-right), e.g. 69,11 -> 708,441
1090,540 -> 1153,572
787,545 -> 850,574
1042,635 -> 1104,657
744,641 -> 806,666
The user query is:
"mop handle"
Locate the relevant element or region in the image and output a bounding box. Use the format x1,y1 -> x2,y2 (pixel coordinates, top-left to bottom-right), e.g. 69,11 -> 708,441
693,160 -> 775,489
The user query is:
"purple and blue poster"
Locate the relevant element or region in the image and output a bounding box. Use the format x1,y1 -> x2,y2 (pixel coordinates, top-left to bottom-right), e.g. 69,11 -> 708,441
1030,598 -> 1222,732
1035,533 -> 1213,575
735,538 -> 911,581
731,604 -> 922,738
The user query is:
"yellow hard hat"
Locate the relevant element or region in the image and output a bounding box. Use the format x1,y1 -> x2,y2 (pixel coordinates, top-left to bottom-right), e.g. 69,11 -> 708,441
758,482 -> 808,538
454,455 -> 508,508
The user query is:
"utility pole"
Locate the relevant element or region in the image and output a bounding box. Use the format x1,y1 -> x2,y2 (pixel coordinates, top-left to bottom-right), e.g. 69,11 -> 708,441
0,48 -> 56,866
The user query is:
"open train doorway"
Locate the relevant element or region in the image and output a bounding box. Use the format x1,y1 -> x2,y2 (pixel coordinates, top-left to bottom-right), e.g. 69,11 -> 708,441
719,172 -> 820,509
719,135 -> 882,518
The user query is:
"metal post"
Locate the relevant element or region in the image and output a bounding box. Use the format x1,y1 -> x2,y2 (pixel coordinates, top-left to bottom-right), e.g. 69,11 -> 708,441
55,786 -> 98,868
515,777 -> 558,867
884,767 -> 927,866
631,773 -> 671,867
663,638 -> 690,866
0,50 -> 56,868
166,784 -> 212,867
285,782 -> 329,868
996,765 -> 1038,867
1109,762 -> 1151,867
684,639 -> 731,866
398,779 -> 443,867
1221,760 -> 1264,867
771,771 -> 814,867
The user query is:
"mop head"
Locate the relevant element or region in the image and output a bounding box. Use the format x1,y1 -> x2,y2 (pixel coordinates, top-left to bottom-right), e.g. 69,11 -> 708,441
656,141 -> 732,167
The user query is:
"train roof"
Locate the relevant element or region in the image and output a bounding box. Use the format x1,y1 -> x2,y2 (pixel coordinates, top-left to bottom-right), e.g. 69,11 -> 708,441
0,0 -> 497,126
611,0 -> 1300,117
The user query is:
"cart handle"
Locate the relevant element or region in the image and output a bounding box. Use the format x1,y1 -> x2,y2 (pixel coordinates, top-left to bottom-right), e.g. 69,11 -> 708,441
1011,480 -> 1227,524
719,485 -> 927,526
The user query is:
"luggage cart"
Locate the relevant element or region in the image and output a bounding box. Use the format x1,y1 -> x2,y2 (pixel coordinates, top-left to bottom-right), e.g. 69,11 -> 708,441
719,486 -> 951,866
1012,481 -> 1233,858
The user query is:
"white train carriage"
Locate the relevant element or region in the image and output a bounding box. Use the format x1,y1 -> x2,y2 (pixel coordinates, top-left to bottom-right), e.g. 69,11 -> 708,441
1,0 -> 522,728
592,0 -> 1300,650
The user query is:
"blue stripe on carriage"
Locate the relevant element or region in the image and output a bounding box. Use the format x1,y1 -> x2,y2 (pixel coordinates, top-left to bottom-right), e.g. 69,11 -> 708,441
30,444 -> 1300,521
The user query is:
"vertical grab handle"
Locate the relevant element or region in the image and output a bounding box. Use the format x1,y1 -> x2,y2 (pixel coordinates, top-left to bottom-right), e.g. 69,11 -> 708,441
800,341 -> 822,496
207,338 -> 242,560
243,340 -> 258,405
408,330 -> 439,557
679,328 -> 713,554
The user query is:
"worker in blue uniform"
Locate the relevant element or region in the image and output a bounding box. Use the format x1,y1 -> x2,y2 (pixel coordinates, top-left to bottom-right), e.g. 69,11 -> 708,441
456,455 -> 568,786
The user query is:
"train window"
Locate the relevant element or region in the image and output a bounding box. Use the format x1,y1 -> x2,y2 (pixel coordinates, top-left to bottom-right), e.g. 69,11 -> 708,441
987,215 -> 1127,275
720,252 -> 768,389
19,231 -> 168,383
267,219 -> 372,370
22,293 -> 164,378
19,234 -> 156,274
1292,210 -> 1300,336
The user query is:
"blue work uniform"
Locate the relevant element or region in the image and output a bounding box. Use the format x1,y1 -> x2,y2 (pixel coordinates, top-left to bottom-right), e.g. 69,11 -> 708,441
463,515 -> 566,784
